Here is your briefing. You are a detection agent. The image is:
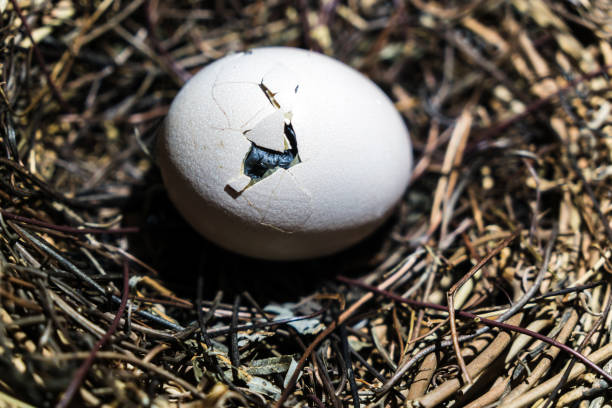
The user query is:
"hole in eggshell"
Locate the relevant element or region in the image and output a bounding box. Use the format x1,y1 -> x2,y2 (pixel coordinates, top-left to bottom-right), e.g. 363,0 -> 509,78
224,122 -> 301,197
225,76 -> 303,198
243,122 -> 300,180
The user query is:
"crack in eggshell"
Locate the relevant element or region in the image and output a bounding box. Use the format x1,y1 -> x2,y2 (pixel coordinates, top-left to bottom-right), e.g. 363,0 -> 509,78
216,55 -> 306,193
212,82 -> 275,131
240,168 -> 313,233
260,65 -> 299,111
205,53 -> 314,232
243,110 -> 289,152
211,54 -> 300,130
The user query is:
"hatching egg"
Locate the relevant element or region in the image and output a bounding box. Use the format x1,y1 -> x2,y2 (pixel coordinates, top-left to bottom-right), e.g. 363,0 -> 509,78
158,47 -> 412,260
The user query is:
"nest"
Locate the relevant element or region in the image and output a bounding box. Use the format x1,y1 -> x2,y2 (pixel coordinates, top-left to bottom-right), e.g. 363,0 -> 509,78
1,0 -> 611,407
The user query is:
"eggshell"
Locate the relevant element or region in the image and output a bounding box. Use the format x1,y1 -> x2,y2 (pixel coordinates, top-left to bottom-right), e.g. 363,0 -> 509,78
158,47 -> 412,260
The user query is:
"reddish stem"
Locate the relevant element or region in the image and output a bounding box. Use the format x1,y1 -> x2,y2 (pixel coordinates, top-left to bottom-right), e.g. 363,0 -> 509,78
337,275 -> 612,384
56,262 -> 130,408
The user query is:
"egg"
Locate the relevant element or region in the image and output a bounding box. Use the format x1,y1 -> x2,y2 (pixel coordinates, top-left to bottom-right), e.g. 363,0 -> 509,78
158,47 -> 412,260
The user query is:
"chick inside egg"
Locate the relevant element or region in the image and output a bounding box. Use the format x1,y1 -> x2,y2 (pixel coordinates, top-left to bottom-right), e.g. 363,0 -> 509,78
216,63 -> 306,201
243,120 -> 300,181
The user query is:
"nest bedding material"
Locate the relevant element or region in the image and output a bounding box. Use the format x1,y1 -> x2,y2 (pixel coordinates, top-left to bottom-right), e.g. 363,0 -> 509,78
1,0 -> 612,407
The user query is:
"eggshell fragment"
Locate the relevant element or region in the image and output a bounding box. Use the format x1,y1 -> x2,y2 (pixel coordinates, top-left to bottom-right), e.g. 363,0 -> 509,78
158,47 -> 413,260
244,110 -> 289,152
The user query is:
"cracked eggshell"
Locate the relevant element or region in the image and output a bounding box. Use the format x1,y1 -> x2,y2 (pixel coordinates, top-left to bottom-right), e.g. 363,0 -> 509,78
158,47 -> 413,260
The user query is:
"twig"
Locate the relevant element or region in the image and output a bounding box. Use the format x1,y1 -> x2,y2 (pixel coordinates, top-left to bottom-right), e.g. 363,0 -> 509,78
146,0 -> 192,85
417,314 -> 523,407
196,277 -> 215,346
8,0 -> 71,112
498,342 -> 612,408
13,224 -> 107,295
0,209 -> 139,235
532,281 -> 606,301
273,260 -> 413,408
478,64 -> 612,140
498,309 -> 578,405
56,261 -> 130,408
339,251 -> 612,391
340,325 -> 360,408
43,351 -> 207,400
406,351 -> 439,399
444,229 -> 517,384
230,295 -> 242,383
540,288 -> 612,408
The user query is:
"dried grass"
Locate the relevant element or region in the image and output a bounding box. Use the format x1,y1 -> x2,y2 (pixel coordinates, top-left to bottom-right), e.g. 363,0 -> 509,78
1,0 -> 611,407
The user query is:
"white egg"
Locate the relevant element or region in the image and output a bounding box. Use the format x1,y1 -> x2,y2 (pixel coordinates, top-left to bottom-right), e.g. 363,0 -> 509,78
158,47 -> 412,260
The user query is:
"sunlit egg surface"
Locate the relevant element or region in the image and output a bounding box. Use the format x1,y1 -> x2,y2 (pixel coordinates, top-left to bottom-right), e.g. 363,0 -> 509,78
158,47 -> 413,260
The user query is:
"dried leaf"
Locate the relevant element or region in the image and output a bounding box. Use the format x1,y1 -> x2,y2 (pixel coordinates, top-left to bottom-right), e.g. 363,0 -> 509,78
264,304 -> 324,335
246,355 -> 297,376
246,376 -> 281,400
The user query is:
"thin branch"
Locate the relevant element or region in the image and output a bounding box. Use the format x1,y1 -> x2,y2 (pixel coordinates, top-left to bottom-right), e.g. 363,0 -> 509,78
8,0 -> 71,112
273,262 -> 412,408
56,261 -> 130,408
337,276 -> 612,385
445,231 -> 519,383
0,209 -> 139,235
